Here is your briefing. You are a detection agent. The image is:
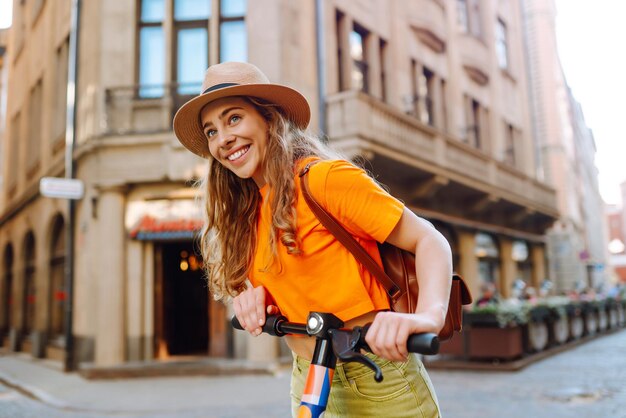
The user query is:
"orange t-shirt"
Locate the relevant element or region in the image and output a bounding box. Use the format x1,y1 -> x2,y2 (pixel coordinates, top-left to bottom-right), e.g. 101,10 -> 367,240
249,157 -> 404,324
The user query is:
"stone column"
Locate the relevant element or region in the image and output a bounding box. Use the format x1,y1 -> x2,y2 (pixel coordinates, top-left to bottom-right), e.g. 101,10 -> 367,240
457,230 -> 479,301
531,244 -> 546,290
125,239 -> 143,362
95,186 -> 127,366
500,238 -> 516,299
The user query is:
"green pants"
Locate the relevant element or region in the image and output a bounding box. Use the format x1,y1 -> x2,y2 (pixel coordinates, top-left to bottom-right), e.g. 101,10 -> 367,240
290,352 -> 441,417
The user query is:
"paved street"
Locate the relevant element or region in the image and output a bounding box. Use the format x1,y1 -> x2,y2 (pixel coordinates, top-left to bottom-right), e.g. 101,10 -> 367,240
1,329 -> 625,418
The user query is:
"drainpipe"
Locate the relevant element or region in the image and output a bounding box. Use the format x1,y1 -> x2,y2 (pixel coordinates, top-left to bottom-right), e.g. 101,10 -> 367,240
315,0 -> 327,137
64,0 -> 81,373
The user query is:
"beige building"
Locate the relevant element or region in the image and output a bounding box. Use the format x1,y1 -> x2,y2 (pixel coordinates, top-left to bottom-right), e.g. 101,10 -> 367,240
522,0 -> 608,293
1,0 -> 558,368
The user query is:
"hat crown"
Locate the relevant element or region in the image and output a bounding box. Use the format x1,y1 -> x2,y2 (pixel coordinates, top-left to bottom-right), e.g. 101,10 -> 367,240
201,62 -> 270,93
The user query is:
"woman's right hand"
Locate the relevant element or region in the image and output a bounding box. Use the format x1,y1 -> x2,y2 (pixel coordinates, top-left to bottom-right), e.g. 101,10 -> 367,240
232,285 -> 279,336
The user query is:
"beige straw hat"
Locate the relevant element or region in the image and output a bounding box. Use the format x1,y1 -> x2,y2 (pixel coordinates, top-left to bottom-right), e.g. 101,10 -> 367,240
173,62 -> 311,158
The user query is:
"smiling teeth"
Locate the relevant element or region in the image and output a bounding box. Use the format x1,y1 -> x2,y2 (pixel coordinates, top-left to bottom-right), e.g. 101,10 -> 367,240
228,146 -> 249,161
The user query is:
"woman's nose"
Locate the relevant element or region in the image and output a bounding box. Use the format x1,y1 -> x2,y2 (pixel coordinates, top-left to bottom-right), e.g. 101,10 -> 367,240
218,132 -> 236,147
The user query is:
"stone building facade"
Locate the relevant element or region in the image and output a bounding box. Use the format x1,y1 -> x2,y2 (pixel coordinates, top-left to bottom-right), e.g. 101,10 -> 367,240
522,0 -> 608,293
1,0 -> 558,368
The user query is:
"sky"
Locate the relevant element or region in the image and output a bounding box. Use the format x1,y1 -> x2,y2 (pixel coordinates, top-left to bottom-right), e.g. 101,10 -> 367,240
0,0 -> 624,203
555,0 -> 626,205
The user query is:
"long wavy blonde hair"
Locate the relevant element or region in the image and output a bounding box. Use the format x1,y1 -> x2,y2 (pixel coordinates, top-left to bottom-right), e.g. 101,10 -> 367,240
198,97 -> 340,300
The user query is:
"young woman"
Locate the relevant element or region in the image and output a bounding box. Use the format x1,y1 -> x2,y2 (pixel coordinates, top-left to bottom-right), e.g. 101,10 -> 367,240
173,61 -> 452,417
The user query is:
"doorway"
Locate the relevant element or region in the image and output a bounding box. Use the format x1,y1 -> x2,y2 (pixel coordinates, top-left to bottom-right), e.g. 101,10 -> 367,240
158,242 -> 208,356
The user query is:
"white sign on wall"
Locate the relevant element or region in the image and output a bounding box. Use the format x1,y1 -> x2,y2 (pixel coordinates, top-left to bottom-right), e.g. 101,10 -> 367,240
40,177 -> 85,200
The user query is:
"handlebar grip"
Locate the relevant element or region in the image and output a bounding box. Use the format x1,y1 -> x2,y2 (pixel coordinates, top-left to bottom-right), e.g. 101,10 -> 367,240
230,314 -> 288,337
407,333 -> 439,355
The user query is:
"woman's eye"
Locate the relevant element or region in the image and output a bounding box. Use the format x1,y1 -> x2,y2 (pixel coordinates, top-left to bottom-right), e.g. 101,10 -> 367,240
229,115 -> 241,125
206,129 -> 217,139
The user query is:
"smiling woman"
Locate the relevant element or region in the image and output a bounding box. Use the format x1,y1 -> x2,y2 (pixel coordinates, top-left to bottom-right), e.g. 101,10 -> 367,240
172,61 -> 453,417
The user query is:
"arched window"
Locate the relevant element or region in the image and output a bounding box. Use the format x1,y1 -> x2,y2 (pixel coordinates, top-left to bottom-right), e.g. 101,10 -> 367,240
475,232 -> 500,288
2,244 -> 14,337
23,232 -> 36,337
49,216 -> 66,343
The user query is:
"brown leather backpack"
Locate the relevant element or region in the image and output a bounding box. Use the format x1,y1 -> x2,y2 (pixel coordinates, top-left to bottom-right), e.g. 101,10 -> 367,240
300,162 -> 473,341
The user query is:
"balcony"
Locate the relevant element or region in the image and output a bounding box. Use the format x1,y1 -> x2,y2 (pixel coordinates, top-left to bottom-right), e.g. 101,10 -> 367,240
326,91 -> 558,234
103,84 -> 198,136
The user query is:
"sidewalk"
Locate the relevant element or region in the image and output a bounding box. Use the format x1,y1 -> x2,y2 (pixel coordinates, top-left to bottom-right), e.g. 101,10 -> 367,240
0,352 -> 292,416
2,330 -> 626,418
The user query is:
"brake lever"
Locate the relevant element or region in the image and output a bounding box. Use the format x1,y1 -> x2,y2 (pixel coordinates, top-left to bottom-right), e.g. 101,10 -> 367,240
328,328 -> 383,382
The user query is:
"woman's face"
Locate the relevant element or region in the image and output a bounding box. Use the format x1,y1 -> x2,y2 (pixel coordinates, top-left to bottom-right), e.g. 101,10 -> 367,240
200,97 -> 269,187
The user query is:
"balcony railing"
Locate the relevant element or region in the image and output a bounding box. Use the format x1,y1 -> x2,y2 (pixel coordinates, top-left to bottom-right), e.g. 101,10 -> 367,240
103,83 -> 200,136
326,90 -> 557,214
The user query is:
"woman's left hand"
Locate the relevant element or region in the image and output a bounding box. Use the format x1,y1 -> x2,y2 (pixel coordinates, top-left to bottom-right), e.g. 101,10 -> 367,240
364,310 -> 443,362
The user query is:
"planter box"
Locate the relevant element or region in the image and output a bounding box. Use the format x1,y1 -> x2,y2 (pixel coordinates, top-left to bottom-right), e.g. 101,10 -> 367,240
439,331 -> 467,357
468,325 -> 524,360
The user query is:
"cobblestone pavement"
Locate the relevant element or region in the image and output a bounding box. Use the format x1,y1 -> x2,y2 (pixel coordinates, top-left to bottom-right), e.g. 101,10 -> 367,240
1,330 -> 625,418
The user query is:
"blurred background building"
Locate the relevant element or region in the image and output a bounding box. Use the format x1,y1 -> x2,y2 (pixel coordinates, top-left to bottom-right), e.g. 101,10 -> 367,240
522,0 -> 608,295
0,0 -> 608,370
606,181 -> 626,283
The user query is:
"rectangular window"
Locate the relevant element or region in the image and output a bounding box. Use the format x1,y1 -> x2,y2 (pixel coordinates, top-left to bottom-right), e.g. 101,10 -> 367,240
440,79 -> 448,133
379,38 -> 387,102
469,0 -> 482,38
465,96 -> 482,149
7,112 -> 20,193
173,0 -> 211,95
336,10 -> 346,91
457,0 -> 469,33
219,0 -> 247,62
350,24 -> 369,93
496,19 -> 509,70
53,38 -> 69,148
504,123 -> 516,165
138,0 -> 165,97
176,28 -> 208,94
418,66 -> 435,126
26,80 -> 43,172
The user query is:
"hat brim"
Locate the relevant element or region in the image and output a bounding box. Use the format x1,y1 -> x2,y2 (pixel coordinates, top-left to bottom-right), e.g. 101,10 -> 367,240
173,84 -> 311,158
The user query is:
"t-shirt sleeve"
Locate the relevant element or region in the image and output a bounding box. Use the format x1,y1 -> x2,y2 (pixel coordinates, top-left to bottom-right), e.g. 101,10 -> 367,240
308,160 -> 405,243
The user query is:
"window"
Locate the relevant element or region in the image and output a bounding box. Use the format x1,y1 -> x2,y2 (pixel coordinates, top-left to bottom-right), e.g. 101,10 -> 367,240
48,216 -> 66,343
174,0 -> 210,95
418,66 -> 435,126
138,0 -> 166,97
136,0 -> 247,99
379,38 -> 387,102
456,0 -> 469,33
475,232 -> 500,287
350,25 -> 368,93
512,240 -> 531,286
336,10 -> 346,91
468,0 -> 482,38
26,80 -> 43,172
504,123 -> 515,166
496,18 -> 508,70
219,0 -> 247,62
53,39 -> 69,148
7,112 -> 20,194
457,0 -> 482,38
465,97 -> 482,149
440,79 -> 448,133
